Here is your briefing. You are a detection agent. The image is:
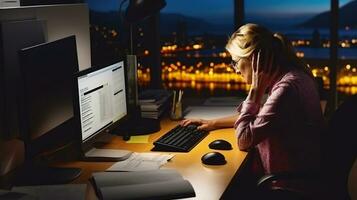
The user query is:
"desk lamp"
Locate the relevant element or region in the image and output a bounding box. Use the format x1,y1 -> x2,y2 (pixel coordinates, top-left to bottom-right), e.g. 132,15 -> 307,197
119,0 -> 166,138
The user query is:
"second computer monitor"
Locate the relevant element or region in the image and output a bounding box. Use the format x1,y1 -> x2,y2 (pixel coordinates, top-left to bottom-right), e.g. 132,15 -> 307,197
16,35 -> 82,185
74,61 -> 128,153
18,35 -> 78,159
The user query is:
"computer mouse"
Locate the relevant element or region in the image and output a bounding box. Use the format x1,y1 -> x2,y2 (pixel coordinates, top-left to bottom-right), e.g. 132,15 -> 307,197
209,139 -> 232,150
122,134 -> 131,141
201,152 -> 227,165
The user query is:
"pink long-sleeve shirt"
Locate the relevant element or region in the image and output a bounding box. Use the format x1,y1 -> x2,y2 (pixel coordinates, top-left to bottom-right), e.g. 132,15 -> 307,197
234,69 -> 325,175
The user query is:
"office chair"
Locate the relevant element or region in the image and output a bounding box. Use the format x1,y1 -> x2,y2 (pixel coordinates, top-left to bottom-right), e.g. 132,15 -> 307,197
256,94 -> 357,200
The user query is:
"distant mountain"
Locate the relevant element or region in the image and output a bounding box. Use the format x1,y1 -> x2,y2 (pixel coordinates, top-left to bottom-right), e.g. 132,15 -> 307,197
159,13 -> 233,36
88,10 -> 233,36
299,0 -> 357,28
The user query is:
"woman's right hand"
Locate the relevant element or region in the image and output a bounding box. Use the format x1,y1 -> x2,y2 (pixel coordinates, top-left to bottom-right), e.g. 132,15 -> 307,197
248,50 -> 277,104
180,118 -> 216,131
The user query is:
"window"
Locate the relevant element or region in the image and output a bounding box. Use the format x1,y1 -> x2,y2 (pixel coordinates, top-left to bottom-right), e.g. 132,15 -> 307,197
245,0 -> 331,104
246,0 -> 330,59
85,0 -> 128,67
134,18 -> 155,88
139,0 -> 241,96
337,0 -> 357,97
86,0 -> 355,103
246,0 -> 357,103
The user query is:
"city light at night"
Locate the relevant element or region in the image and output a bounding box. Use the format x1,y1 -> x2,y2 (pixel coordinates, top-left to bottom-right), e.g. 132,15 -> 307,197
86,0 -> 357,96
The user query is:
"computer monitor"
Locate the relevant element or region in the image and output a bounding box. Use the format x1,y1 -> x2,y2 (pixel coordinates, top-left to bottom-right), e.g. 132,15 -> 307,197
15,35 -> 81,186
74,60 -> 132,161
0,19 -> 45,139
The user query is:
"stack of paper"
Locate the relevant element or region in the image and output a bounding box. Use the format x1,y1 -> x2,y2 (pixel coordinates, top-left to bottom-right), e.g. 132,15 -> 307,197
138,89 -> 172,119
106,152 -> 174,172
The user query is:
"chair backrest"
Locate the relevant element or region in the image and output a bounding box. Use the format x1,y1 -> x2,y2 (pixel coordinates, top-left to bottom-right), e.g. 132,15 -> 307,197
348,159 -> 357,200
323,94 -> 357,199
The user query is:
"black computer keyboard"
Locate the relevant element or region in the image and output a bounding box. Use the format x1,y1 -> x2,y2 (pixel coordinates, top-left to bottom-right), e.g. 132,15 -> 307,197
152,124 -> 209,152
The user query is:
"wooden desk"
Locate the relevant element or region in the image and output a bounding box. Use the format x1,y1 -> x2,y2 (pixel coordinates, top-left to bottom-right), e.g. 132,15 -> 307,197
56,119 -> 248,200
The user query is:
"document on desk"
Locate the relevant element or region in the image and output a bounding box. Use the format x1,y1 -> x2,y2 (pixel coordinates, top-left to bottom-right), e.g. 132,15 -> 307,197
184,106 -> 237,120
106,152 -> 175,172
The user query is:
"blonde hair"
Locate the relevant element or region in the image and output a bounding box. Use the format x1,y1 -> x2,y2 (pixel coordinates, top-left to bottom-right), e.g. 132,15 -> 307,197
226,23 -> 312,77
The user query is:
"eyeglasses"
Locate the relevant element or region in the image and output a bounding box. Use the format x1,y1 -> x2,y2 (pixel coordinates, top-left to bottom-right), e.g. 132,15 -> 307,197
230,57 -> 242,72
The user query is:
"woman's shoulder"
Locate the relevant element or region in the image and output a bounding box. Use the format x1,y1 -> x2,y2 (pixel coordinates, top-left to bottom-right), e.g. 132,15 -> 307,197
271,69 -> 315,93
283,69 -> 311,80
280,69 -> 314,85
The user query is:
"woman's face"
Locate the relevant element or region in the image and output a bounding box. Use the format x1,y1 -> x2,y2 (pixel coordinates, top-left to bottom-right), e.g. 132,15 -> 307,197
231,55 -> 252,84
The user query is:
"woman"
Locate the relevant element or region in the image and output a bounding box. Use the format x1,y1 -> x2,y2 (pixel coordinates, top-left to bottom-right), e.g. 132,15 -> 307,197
182,23 -> 325,196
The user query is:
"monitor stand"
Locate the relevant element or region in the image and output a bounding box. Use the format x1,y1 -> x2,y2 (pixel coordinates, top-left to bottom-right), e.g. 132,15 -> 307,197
13,164 -> 81,186
128,116 -> 161,134
80,133 -> 133,162
117,106 -> 161,141
120,117 -> 161,140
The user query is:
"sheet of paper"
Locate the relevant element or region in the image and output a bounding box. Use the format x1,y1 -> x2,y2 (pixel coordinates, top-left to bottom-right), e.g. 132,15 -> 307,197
135,153 -> 175,165
106,153 -> 175,172
126,135 -> 150,143
184,106 -> 237,120
107,159 -> 161,171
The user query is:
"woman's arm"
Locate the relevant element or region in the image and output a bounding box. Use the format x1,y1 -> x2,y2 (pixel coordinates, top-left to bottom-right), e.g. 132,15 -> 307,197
211,113 -> 240,129
181,112 -> 240,131
235,84 -> 295,151
235,50 -> 290,151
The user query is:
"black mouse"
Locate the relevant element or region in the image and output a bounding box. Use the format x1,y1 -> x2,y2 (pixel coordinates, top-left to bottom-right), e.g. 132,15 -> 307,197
122,134 -> 131,141
201,152 -> 226,165
209,139 -> 232,150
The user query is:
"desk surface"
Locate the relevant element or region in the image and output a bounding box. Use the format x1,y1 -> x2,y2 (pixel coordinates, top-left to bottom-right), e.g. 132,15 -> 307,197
56,119 -> 247,200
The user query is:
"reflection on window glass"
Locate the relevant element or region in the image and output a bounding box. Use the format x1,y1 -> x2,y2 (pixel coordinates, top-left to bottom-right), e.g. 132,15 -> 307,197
138,0 -> 237,96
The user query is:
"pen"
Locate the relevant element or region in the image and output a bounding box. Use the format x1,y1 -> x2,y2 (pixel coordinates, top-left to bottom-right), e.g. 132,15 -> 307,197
178,90 -> 183,104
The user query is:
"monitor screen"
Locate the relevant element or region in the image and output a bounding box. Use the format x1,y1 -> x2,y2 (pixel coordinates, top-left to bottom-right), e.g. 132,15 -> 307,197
18,35 -> 78,158
76,61 -> 127,143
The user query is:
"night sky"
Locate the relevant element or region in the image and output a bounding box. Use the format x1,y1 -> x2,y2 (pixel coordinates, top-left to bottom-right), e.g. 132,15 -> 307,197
85,0 -> 353,26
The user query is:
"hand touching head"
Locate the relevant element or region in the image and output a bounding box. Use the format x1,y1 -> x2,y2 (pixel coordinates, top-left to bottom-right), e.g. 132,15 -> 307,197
226,23 -> 312,85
